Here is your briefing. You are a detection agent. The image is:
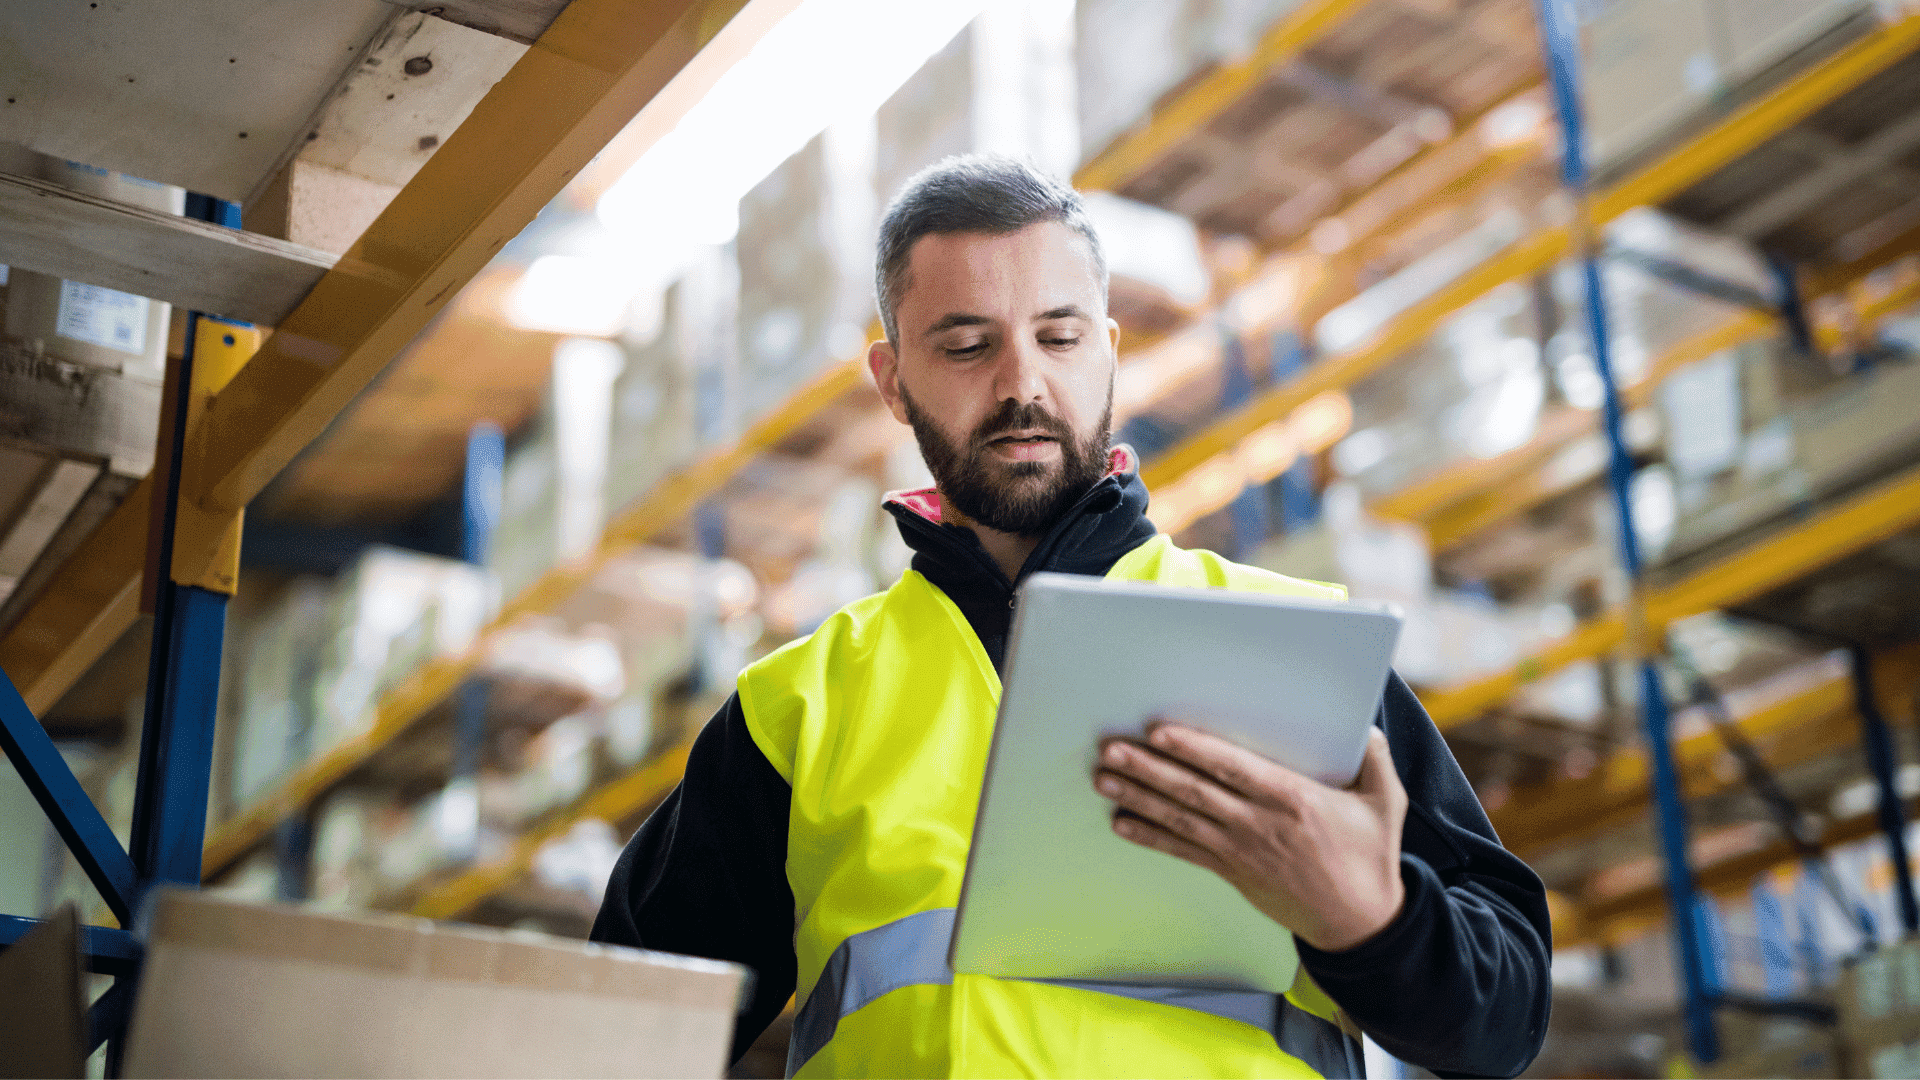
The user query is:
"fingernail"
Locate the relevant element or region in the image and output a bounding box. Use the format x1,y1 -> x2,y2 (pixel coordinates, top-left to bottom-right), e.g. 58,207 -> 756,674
1096,776 -> 1119,796
1148,726 -> 1173,747
1103,743 -> 1126,766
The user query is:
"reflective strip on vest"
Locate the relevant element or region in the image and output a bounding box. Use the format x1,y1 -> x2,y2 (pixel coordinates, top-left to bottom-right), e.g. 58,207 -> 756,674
787,908 -> 1364,1078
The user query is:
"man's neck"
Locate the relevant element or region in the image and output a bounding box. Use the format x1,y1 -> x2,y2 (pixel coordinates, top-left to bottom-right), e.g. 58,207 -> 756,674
941,501 -> 1039,583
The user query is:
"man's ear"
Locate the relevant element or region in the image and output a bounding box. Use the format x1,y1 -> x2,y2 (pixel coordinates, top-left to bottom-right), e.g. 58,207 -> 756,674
870,338 -> 910,425
1106,316 -> 1122,357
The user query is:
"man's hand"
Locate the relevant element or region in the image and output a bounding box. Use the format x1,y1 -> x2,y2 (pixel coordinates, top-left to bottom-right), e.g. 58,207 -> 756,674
1093,723 -> 1408,953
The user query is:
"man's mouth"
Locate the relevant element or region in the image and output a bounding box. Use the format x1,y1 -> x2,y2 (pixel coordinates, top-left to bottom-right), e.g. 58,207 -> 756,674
985,429 -> 1058,447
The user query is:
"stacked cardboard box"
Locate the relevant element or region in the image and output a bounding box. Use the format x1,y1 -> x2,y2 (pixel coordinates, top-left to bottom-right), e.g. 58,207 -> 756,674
1839,940 -> 1920,1077
1700,1012 -> 1844,1078
490,340 -> 621,603
603,254 -> 727,522
734,130 -> 873,427
124,890 -> 744,1079
1661,340 -> 1920,569
1583,0 -> 1886,178
1076,0 -> 1310,162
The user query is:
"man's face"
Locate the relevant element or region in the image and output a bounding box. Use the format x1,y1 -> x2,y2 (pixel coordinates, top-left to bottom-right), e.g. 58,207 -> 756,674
869,221 -> 1120,536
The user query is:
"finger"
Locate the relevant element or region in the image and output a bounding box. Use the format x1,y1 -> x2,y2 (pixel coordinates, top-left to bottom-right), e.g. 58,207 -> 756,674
1354,728 -> 1408,814
1097,739 -> 1256,827
1094,767 -> 1237,852
1111,812 -> 1227,876
1145,722 -> 1316,812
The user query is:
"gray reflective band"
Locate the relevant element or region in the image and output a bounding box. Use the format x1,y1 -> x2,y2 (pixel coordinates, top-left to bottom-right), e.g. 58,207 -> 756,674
787,907 -> 1362,1078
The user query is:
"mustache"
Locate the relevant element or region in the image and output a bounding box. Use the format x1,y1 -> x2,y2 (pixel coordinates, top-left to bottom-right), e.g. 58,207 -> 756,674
970,401 -> 1074,449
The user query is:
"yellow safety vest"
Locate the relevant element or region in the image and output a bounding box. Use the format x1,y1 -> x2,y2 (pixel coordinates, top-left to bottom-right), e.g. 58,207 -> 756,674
738,533 -> 1365,1078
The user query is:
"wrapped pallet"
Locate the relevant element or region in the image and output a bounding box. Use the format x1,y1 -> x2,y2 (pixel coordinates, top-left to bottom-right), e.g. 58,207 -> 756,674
603,249 -> 733,520
735,129 -> 874,425
489,339 -> 621,603
1076,0 -> 1310,164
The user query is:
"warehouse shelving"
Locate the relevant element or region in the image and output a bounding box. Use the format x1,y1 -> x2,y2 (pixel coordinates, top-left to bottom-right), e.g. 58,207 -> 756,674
0,0 -> 768,716
1141,13 -> 1920,498
0,0 -> 787,1055
196,0 -> 1547,891
201,353 -> 865,876
1377,267 -> 1920,546
1071,0 -> 1376,193
264,6 -> 1920,929
1420,462 -> 1920,726
1490,642 -> 1920,859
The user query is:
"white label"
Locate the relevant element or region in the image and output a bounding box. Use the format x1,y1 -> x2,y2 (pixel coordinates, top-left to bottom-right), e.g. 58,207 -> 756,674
56,280 -> 148,355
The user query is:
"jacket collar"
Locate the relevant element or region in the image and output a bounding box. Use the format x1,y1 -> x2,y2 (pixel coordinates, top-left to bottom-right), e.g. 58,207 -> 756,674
882,445 -> 1157,594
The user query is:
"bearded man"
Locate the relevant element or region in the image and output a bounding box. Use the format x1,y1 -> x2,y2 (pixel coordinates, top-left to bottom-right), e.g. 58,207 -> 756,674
592,155 -> 1550,1079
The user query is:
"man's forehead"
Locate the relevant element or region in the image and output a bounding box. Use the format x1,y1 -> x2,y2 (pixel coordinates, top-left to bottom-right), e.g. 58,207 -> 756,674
898,222 -> 1102,318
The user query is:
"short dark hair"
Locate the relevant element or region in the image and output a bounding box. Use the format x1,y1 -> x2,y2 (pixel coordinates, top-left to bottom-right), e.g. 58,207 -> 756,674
874,154 -> 1107,344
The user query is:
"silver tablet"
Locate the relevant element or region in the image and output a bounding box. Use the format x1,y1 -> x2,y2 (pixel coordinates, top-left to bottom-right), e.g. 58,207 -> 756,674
949,572 -> 1402,994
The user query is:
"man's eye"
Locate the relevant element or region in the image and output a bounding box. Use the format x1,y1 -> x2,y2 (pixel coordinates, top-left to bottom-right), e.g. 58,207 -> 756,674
1042,337 -> 1080,348
945,341 -> 989,358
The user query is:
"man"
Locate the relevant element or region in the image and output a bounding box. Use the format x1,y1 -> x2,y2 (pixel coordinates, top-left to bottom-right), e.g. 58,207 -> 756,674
593,155 -> 1550,1078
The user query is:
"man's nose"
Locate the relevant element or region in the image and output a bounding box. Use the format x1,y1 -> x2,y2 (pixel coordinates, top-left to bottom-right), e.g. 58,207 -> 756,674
992,335 -> 1049,405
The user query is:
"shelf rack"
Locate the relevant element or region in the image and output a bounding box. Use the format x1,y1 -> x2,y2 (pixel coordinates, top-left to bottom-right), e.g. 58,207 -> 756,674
201,355 -> 864,876
322,8 -> 1920,931
0,0 -> 787,1054
1378,268 -> 1920,548
1141,14 -> 1920,496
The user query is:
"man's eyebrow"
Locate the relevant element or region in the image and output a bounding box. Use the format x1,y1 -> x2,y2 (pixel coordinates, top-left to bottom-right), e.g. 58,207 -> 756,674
923,312 -> 992,336
1034,304 -> 1090,322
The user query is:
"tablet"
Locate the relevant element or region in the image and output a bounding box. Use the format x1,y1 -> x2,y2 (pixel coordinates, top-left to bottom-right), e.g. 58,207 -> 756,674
949,571 -> 1402,994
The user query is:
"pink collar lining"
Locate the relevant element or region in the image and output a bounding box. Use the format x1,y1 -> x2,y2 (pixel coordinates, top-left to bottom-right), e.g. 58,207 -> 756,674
883,445 -> 1137,525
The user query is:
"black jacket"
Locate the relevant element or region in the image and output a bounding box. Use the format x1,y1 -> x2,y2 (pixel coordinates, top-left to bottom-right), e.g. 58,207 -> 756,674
592,466 -> 1552,1077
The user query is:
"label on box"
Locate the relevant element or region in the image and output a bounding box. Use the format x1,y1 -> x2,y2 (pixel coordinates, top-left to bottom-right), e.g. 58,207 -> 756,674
56,280 -> 148,355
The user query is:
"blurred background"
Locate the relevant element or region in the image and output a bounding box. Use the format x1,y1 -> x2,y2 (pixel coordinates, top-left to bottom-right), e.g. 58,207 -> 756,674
4,0 -> 1920,1075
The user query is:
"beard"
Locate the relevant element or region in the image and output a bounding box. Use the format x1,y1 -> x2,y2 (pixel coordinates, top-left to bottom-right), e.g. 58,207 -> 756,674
900,384 -> 1114,538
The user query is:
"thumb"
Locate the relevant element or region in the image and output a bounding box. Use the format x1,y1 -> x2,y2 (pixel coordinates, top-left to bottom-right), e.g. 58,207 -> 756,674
1353,728 -> 1405,812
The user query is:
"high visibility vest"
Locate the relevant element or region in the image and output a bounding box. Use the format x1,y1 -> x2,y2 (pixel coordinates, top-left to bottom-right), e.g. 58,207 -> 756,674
738,533 -> 1365,1078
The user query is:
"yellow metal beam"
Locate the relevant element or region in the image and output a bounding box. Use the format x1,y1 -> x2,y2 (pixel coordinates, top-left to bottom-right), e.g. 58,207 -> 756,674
410,740 -> 694,921
1072,0 -> 1375,193
1591,15 -> 1920,221
1419,463 -> 1920,729
174,0 -> 777,589
1490,644 -> 1920,858
0,481 -> 149,716
1386,266 -> 1920,548
202,353 -> 867,878
1141,226 -> 1571,492
1142,14 -> 1920,500
1,0 -> 778,729
1576,805 -> 1904,948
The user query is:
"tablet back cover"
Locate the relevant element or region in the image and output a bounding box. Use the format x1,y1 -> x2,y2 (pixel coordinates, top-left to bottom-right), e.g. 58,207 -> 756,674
950,573 -> 1400,993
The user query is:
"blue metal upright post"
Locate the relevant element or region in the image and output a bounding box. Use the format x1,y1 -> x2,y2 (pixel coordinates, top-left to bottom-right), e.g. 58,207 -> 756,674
1531,0 -> 1720,1062
127,197 -> 243,890
1848,646 -> 1920,935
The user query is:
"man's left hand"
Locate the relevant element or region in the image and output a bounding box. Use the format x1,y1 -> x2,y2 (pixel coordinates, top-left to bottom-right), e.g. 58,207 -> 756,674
1093,723 -> 1408,953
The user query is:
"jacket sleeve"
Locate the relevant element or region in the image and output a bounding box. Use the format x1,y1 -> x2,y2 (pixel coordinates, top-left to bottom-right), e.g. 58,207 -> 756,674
1295,672 -> 1552,1079
590,692 -> 797,1065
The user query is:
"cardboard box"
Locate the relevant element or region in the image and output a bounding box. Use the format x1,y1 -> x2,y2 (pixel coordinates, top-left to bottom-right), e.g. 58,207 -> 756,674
1839,940 -> 1920,1047
1724,0 -> 1879,83
1582,0 -> 1723,175
1854,1033 -> 1920,1079
0,905 -> 85,1079
735,129 -> 873,426
124,890 -> 744,1079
